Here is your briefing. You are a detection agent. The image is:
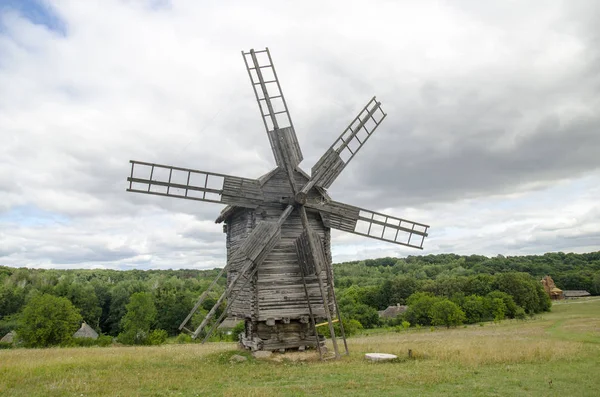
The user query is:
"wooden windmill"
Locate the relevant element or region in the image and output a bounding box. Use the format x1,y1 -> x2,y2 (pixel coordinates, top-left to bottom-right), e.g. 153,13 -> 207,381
126,48 -> 429,359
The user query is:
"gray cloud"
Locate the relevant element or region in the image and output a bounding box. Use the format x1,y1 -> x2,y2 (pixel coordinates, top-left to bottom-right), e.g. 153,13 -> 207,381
1,0 -> 599,269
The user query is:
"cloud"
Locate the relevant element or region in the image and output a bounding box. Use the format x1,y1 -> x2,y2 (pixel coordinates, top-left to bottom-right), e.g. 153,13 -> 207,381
0,0 -> 598,269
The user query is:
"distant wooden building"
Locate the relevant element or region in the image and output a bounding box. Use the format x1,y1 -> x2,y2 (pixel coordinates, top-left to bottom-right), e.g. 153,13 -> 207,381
563,290 -> 591,299
541,276 -> 564,300
0,331 -> 15,344
378,304 -> 408,319
73,323 -> 99,339
217,317 -> 244,335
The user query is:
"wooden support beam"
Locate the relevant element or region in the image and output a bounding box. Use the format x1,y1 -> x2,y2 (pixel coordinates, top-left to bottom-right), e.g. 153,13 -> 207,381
298,206 -> 340,359
179,265 -> 228,331
324,257 -> 349,356
201,266 -> 259,344
297,247 -> 323,360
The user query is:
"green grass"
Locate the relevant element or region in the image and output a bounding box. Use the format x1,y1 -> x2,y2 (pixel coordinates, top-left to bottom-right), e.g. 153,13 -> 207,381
2,298 -> 600,396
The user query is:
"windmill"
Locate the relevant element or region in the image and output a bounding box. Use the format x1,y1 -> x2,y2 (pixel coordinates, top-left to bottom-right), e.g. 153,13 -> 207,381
126,48 -> 429,359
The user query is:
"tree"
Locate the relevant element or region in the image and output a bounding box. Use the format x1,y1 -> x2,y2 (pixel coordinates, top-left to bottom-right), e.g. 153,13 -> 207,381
17,293 -> 82,347
105,281 -> 148,335
54,279 -> 102,328
461,295 -> 486,323
152,277 -> 195,335
487,291 -> 519,318
118,292 -> 157,345
430,300 -> 465,328
404,292 -> 439,326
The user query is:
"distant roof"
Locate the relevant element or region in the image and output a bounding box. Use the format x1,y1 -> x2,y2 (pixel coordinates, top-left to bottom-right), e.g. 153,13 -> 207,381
73,323 -> 99,339
1,331 -> 15,343
550,287 -> 563,293
378,305 -> 408,318
563,290 -> 591,297
218,318 -> 243,330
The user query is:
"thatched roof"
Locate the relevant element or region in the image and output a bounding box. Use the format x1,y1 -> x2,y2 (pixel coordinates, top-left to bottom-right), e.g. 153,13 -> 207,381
378,304 -> 408,319
73,323 -> 99,339
1,331 -> 15,343
563,290 -> 591,298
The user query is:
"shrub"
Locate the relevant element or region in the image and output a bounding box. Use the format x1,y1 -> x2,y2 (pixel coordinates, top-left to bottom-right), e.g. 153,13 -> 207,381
175,333 -> 193,344
514,307 -> 527,320
118,292 -> 157,345
430,300 -> 466,328
97,334 -> 113,347
338,319 -> 363,336
148,329 -> 168,345
231,321 -> 245,341
0,342 -> 13,349
18,293 -> 82,348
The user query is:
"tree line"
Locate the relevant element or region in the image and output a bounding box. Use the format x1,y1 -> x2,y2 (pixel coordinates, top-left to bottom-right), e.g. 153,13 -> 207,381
0,251 -> 598,347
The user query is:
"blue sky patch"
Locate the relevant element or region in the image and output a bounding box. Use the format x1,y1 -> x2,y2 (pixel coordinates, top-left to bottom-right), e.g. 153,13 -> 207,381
0,0 -> 67,36
0,205 -> 70,227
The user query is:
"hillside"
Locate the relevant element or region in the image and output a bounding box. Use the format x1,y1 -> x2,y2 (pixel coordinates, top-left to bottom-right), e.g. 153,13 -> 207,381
1,298 -> 599,396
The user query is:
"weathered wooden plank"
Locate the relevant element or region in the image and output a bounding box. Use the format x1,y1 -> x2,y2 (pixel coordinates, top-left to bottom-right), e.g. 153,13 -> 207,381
127,160 -> 264,208
309,97 -> 386,189
308,199 -> 430,249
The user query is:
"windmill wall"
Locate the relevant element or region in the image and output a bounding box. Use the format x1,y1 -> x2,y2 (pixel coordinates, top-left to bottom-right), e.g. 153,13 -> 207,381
222,168 -> 334,351
225,210 -> 257,319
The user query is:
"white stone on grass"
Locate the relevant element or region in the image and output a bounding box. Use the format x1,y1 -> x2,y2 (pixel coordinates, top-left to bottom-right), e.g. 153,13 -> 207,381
365,353 -> 398,362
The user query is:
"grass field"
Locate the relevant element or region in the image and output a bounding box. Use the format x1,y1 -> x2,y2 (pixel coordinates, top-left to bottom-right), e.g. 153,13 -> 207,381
1,298 -> 599,396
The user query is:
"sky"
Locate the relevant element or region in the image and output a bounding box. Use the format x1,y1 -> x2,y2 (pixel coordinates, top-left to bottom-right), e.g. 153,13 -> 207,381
0,0 -> 599,270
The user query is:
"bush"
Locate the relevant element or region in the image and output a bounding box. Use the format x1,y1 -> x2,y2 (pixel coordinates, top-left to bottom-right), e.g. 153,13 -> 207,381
231,321 -> 245,341
18,293 -> 82,348
71,338 -> 99,347
514,307 -> 527,320
338,319 -> 363,336
118,292 -> 157,345
148,329 -> 168,345
404,293 -> 439,326
0,315 -> 20,338
97,334 -> 113,347
430,300 -> 466,328
175,333 -> 193,344
0,342 -> 13,349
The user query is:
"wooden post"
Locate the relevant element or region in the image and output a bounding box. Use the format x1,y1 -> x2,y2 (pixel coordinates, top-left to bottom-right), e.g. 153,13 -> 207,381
298,260 -> 323,360
299,206 -> 340,359
325,258 -> 349,356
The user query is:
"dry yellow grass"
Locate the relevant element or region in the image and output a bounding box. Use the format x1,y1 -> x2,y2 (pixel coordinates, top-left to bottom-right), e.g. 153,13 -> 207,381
1,298 -> 599,396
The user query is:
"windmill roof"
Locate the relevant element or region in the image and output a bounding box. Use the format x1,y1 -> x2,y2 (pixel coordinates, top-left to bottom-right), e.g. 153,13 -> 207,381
73,322 -> 99,339
215,166 -> 330,224
1,331 -> 15,343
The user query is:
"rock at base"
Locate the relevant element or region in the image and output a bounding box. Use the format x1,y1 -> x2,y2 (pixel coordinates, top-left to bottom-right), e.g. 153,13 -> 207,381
365,353 -> 398,362
252,351 -> 273,359
229,354 -> 248,363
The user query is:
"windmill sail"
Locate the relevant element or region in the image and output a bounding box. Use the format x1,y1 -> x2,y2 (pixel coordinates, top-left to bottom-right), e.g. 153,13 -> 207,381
311,97 -> 386,189
242,48 -> 303,169
306,200 -> 429,249
127,160 -> 264,208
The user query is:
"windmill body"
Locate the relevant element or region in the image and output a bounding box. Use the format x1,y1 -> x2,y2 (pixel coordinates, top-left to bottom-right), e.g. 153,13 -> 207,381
218,168 -> 334,351
127,48 -> 430,357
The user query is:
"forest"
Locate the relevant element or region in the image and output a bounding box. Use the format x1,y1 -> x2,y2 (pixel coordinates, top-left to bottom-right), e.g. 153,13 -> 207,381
1,251 -> 599,347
